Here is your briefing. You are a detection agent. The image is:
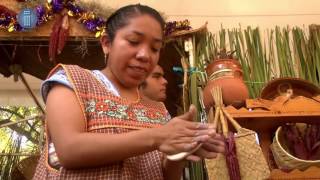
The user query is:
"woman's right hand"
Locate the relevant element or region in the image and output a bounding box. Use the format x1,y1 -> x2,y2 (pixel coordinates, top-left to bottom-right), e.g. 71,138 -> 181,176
155,105 -> 216,155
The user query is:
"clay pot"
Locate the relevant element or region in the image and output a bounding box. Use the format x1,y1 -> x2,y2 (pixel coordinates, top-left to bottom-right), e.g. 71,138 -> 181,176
206,59 -> 243,79
203,59 -> 249,109
203,77 -> 249,108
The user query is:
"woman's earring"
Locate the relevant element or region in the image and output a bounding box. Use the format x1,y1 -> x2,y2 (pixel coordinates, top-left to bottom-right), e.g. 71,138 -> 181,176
104,53 -> 108,65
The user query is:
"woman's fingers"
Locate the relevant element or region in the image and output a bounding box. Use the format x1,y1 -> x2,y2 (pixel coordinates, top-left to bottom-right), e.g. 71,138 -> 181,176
159,104 -> 224,155
186,148 -> 218,161
195,147 -> 218,159
164,134 -> 219,154
165,142 -> 199,154
175,105 -> 197,122
194,128 -> 217,137
201,138 -> 225,153
206,136 -> 225,145
185,154 -> 201,162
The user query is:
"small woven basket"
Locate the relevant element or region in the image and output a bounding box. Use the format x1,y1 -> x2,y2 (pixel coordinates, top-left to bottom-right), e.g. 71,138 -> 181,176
270,125 -> 320,171
205,86 -> 270,180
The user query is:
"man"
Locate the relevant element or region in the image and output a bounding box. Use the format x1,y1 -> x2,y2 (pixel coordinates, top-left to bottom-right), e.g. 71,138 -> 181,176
139,65 -> 168,102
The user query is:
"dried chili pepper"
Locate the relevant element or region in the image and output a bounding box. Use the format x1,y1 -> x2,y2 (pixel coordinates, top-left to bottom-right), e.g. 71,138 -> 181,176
57,14 -> 69,55
49,14 -> 63,63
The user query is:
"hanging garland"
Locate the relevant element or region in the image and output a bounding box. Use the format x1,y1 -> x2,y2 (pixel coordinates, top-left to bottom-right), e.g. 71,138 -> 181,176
0,0 -> 107,37
0,0 -> 191,37
164,20 -> 191,36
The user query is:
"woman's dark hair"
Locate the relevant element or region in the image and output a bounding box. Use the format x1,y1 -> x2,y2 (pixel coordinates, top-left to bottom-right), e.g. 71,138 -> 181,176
106,4 -> 165,42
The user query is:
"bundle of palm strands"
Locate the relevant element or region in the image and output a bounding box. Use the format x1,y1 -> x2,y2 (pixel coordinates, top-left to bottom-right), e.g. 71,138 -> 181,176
211,86 -> 241,180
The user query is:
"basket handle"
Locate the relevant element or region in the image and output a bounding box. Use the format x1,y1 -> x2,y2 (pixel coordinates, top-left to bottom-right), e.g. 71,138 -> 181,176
220,107 -> 229,137
222,108 -> 241,132
212,106 -> 220,129
210,86 -> 242,136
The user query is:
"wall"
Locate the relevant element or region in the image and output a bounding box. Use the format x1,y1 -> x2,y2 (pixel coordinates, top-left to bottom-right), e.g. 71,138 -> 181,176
87,0 -> 320,32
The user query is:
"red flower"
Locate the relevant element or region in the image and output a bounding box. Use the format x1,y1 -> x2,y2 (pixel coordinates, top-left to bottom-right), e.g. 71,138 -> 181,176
127,111 -> 135,119
146,111 -> 157,119
95,102 -> 108,111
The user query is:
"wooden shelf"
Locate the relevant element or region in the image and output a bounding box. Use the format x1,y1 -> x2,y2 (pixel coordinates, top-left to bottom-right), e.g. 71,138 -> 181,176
226,96 -> 320,118
225,96 -> 320,179
269,166 -> 320,179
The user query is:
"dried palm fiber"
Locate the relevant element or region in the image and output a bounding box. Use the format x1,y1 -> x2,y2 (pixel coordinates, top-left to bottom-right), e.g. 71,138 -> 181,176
0,4 -> 16,16
11,155 -> 40,180
205,86 -> 270,180
271,124 -> 320,171
281,124 -> 308,160
77,0 -> 114,20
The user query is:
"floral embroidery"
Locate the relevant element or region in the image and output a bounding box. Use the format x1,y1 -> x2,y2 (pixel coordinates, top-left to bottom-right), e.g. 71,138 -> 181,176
85,100 -> 96,113
84,98 -> 168,126
96,101 -> 109,111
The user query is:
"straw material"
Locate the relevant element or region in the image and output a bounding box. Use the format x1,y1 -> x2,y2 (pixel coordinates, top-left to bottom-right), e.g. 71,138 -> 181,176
206,127 -> 270,180
205,86 -> 270,180
270,126 -> 320,170
0,0 -> 21,12
11,155 -> 39,180
166,23 -> 207,39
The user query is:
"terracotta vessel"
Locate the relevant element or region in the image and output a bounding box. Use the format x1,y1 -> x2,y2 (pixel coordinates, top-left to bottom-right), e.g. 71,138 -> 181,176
203,59 -> 249,109
206,59 -> 243,79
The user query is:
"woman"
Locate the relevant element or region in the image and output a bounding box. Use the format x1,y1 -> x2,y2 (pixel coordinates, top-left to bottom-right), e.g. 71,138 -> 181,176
34,4 -> 224,179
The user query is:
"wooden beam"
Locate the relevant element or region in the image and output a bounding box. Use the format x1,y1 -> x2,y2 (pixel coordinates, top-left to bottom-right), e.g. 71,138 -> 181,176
19,74 -> 45,114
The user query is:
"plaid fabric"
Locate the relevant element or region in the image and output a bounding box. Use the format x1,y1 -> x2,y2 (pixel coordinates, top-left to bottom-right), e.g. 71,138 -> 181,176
33,64 -> 169,180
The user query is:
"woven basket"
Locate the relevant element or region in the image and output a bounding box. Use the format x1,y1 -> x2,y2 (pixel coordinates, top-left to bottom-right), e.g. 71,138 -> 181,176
206,126 -> 270,179
270,125 -> 320,170
205,108 -> 270,180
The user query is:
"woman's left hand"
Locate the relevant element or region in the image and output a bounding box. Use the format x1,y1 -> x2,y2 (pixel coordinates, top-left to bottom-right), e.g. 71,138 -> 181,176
185,134 -> 225,162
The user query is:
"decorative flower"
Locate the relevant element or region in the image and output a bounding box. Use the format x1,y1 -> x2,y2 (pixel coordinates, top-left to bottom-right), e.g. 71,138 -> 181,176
52,0 -> 64,13
127,111 -> 135,119
95,101 -> 109,111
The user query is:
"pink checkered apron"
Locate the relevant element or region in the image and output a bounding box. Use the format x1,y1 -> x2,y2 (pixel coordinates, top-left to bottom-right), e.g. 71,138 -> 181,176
33,64 -> 170,180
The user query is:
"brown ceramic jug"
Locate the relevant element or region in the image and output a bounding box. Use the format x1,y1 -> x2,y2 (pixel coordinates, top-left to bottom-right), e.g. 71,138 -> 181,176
206,59 -> 243,79
203,59 -> 249,109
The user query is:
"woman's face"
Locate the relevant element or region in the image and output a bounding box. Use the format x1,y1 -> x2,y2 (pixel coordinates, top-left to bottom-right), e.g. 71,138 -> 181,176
103,14 -> 163,88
